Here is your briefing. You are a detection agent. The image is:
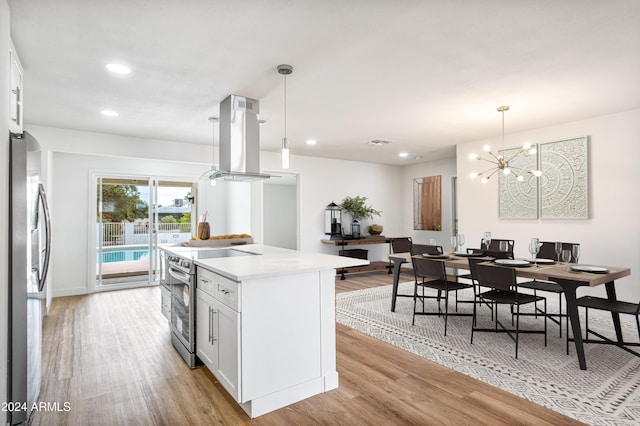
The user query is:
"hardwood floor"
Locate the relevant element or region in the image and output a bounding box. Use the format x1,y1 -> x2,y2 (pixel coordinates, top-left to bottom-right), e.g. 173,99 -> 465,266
33,270 -> 584,425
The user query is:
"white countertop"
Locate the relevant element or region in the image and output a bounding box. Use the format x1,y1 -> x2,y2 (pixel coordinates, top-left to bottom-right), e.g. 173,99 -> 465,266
163,244 -> 369,281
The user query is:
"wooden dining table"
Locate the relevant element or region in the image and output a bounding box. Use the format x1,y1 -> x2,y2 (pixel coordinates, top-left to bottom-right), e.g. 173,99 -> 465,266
388,252 -> 632,370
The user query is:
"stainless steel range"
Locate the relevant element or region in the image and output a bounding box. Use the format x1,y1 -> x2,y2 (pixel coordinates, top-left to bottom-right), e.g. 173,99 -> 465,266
163,248 -> 255,368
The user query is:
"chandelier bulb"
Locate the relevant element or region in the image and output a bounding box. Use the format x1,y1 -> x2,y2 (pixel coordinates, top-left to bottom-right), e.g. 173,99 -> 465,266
469,153 -> 478,160
470,172 -> 478,179
483,144 -> 491,152
533,170 -> 542,177
503,168 -> 511,175
523,142 -> 531,150
481,177 -> 488,184
529,147 -> 537,155
517,175 -> 524,181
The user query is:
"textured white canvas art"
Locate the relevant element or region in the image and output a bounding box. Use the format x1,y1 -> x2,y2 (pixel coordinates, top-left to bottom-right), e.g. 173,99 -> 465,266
498,146 -> 539,219
498,136 -> 588,219
539,137 -> 589,219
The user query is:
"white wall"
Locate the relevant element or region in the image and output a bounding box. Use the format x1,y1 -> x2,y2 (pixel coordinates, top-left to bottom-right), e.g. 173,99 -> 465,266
260,152 -> 404,262
401,157 -> 457,248
457,109 -> 640,302
263,182 -> 297,250
1,0 -> 11,408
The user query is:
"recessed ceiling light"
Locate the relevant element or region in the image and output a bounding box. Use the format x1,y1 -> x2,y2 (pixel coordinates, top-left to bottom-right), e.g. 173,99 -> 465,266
399,152 -> 409,158
101,110 -> 119,117
306,139 -> 317,145
106,63 -> 131,74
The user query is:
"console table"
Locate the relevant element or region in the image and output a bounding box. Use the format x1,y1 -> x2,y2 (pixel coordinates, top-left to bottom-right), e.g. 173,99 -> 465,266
321,237 -> 391,279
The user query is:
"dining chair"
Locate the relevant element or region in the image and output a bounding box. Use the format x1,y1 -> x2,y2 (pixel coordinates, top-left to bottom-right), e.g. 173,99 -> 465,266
471,263 -> 547,359
519,241 -> 579,348
390,237 -> 412,254
457,239 -> 515,281
466,257 -> 494,322
575,295 -> 640,356
482,239 -> 515,259
411,256 -> 473,335
410,244 -> 443,256
388,236 -> 413,275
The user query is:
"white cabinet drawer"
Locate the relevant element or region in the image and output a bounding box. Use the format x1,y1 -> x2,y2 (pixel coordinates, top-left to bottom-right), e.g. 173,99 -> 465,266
197,267 -> 240,311
214,274 -> 240,311
197,268 -> 216,297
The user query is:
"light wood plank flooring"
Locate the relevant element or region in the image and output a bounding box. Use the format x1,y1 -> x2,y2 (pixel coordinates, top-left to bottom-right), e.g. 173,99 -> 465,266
33,270 -> 584,425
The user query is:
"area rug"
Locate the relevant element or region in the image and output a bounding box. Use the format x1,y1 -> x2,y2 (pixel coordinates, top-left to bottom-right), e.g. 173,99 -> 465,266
336,282 -> 640,425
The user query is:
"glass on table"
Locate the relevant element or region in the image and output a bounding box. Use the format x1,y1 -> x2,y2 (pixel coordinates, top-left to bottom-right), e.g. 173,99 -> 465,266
499,240 -> 508,253
483,232 -> 492,250
529,238 -> 540,265
555,242 -> 563,262
457,234 -> 465,252
572,245 -> 580,263
451,236 -> 458,252
561,249 -> 572,263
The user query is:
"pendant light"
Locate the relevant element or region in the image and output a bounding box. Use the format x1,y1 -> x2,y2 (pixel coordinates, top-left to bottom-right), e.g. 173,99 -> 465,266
277,64 -> 293,169
469,106 -> 541,183
199,117 -> 219,185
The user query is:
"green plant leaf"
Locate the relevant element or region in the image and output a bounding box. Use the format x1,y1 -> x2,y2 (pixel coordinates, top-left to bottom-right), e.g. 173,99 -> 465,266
339,196 -> 381,221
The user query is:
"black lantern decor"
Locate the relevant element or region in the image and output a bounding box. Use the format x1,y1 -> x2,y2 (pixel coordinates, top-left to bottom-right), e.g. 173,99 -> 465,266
350,220 -> 361,239
325,202 -> 342,239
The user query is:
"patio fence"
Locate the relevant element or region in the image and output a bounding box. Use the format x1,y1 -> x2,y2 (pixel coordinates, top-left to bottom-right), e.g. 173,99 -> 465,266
98,222 -> 192,246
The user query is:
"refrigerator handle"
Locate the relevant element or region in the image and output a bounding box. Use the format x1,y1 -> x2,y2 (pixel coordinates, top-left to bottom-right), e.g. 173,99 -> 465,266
38,183 -> 52,293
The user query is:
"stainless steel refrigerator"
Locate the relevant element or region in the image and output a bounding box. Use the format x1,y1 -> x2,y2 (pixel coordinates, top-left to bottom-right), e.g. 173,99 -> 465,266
8,131 -> 51,425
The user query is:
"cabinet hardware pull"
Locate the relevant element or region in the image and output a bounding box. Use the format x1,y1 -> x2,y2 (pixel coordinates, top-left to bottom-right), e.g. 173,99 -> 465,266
212,310 -> 218,343
209,306 -> 213,343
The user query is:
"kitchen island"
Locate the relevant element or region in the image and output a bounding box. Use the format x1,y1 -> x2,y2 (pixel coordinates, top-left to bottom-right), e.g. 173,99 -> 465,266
168,244 -> 367,418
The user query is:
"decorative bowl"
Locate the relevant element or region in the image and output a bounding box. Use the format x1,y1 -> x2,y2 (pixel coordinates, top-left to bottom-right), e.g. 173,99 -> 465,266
368,224 -> 383,236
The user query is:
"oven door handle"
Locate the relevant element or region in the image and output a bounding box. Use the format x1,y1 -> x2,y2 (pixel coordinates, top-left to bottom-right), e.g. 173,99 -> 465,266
169,267 -> 191,283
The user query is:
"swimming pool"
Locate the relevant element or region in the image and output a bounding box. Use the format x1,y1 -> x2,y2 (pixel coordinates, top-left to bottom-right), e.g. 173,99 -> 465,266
99,246 -> 149,263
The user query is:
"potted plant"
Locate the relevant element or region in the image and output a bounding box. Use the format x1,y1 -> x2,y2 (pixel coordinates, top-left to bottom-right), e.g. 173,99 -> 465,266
339,196 -> 381,238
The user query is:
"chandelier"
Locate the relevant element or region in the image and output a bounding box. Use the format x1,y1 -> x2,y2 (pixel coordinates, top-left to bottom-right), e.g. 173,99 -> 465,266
469,106 -> 541,183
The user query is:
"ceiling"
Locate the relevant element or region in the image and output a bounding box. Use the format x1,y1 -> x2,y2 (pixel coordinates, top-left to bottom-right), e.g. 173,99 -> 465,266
8,0 -> 640,166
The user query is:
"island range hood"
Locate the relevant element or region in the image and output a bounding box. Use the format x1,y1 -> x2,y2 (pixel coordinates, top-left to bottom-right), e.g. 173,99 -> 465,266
203,94 -> 271,182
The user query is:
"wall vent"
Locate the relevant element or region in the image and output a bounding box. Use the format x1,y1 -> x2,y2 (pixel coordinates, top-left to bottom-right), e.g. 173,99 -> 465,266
365,139 -> 392,145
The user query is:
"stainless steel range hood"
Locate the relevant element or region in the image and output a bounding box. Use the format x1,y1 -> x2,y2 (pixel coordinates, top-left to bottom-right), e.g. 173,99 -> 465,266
203,94 -> 271,182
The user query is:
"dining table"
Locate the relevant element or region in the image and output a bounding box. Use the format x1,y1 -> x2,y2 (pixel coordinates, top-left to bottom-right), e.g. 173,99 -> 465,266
388,252 -> 632,370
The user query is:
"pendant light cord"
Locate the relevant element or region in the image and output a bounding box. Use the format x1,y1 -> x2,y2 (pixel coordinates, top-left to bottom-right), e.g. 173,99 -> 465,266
283,73 -> 287,139
501,108 -> 505,152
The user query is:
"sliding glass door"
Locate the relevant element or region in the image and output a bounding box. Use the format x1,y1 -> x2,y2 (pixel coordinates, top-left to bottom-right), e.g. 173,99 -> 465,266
95,175 -> 196,289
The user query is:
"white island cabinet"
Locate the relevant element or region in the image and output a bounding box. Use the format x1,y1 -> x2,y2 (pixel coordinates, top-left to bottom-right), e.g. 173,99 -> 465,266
193,245 -> 367,418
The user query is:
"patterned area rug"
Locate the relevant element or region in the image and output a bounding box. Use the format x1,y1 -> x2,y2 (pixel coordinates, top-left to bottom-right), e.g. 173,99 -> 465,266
336,282 -> 640,425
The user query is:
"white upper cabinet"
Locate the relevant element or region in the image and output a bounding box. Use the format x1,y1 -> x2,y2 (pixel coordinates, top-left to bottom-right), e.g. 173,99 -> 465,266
9,40 -> 24,134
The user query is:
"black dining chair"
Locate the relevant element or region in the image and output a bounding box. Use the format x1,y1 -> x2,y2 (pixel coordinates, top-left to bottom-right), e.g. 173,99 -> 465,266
575,295 -> 640,356
471,263 -> 547,359
390,237 -> 412,254
411,256 -> 473,335
519,241 -> 580,347
456,239 -> 515,281
466,257 -> 494,322
410,244 -> 443,256
389,236 -> 413,272
481,239 -> 515,259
